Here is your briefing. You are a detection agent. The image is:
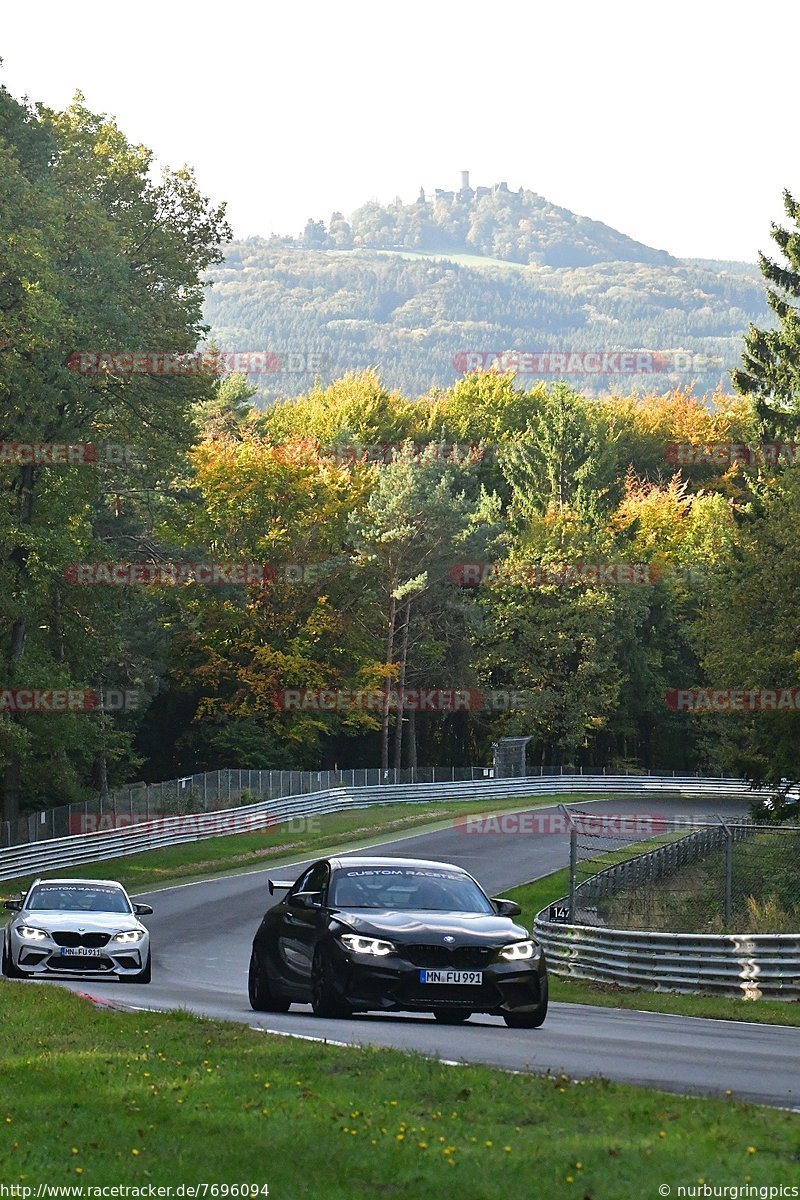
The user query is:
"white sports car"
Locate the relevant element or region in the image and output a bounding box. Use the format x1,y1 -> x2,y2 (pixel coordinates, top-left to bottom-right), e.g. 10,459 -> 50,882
2,877 -> 152,983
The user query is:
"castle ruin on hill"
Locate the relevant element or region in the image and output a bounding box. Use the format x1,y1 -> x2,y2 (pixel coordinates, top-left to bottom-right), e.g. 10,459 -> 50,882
418,171 -> 516,206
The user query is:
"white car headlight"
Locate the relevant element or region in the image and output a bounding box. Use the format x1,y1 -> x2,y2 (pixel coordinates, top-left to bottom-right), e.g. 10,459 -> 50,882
340,934 -> 395,957
498,939 -> 539,962
112,929 -> 145,944
17,926 -> 48,941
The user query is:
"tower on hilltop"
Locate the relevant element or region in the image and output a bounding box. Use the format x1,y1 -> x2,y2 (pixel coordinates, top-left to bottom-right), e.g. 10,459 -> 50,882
458,170 -> 475,202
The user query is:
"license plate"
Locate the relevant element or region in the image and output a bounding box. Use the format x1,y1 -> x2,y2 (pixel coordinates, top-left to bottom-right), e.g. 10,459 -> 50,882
59,947 -> 103,958
419,969 -> 482,985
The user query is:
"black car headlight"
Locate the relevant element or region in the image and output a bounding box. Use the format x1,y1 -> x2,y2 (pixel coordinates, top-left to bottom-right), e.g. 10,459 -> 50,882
497,939 -> 540,962
340,934 -> 396,957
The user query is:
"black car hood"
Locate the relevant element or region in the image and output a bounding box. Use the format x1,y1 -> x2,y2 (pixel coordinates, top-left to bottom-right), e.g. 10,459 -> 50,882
330,908 -> 529,944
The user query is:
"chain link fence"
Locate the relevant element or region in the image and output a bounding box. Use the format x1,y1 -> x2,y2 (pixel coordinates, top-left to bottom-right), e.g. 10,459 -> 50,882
0,766 -> 498,849
1,765 -> 750,850
564,809 -> 800,934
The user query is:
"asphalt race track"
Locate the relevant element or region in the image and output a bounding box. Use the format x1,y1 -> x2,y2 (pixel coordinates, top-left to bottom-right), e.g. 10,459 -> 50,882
31,795 -> 800,1108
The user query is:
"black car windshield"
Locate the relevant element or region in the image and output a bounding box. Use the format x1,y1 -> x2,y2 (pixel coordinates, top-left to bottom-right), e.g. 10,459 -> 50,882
330,867 -> 494,913
26,884 -> 131,913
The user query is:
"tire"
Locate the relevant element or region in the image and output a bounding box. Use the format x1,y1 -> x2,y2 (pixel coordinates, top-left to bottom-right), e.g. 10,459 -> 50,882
503,978 -> 548,1028
248,949 -> 290,1012
433,1009 -> 471,1024
119,951 -> 152,984
311,947 -> 351,1019
2,939 -> 25,979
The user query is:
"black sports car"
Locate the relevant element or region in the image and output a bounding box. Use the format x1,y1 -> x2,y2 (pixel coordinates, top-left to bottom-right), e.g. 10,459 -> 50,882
248,855 -> 548,1027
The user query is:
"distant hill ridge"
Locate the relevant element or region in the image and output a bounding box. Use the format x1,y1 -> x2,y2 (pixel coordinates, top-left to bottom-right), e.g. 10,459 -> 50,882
204,175 -> 768,404
276,171 -> 677,270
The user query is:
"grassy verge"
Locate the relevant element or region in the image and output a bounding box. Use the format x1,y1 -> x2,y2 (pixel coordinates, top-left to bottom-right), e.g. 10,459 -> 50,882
506,874 -> 800,1026
0,792 -> 607,898
0,983 -> 794,1197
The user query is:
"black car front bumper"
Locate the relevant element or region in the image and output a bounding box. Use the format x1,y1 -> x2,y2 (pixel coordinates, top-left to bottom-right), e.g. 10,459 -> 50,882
325,940 -> 547,1015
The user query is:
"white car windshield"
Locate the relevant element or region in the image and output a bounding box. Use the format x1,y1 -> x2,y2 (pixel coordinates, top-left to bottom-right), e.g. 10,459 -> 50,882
26,884 -> 131,914
330,867 -> 494,912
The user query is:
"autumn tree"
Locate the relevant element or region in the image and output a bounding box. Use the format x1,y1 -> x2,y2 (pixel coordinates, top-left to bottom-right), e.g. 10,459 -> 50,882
0,88 -> 230,817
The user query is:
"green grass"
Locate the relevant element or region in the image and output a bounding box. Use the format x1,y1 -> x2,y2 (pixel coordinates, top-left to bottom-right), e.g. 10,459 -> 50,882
505,874 -> 800,1026
1,793 -> 606,898
0,983 -> 794,1197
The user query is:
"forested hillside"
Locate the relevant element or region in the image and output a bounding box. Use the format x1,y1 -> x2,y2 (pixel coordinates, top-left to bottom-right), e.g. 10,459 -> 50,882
204,185 -> 769,402
298,185 -> 678,266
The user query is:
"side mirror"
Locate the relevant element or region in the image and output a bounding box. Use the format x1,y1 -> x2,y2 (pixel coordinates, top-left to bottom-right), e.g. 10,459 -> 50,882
268,880 -> 294,896
3,899 -> 22,911
134,903 -> 153,916
493,898 -> 522,917
290,891 -> 323,909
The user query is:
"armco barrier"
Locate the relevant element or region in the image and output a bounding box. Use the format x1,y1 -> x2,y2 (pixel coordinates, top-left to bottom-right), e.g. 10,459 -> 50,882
0,774 -> 757,885
534,818 -> 800,999
532,920 -> 800,1000
1,766 -> 759,849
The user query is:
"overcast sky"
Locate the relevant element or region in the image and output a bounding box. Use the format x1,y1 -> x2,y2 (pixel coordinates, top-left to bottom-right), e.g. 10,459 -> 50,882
3,0 -> 797,262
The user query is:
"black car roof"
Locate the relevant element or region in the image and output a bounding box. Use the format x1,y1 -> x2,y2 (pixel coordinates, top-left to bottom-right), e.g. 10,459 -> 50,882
328,856 -> 467,872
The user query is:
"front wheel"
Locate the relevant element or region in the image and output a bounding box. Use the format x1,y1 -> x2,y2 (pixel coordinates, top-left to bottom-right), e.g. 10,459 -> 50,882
503,978 -> 548,1028
2,939 -> 25,979
311,948 -> 351,1019
248,949 -> 290,1012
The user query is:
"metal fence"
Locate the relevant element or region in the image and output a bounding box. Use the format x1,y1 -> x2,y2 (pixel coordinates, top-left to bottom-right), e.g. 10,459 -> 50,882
0,766 -> 756,850
0,775 -> 757,884
561,809 -> 800,934
534,810 -> 800,998
1,766 -> 494,849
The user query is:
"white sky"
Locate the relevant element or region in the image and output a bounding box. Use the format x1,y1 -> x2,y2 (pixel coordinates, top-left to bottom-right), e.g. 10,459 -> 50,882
3,0 -> 797,262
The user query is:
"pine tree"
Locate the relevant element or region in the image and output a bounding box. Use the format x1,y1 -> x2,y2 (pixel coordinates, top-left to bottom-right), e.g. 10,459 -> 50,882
732,189 -> 800,436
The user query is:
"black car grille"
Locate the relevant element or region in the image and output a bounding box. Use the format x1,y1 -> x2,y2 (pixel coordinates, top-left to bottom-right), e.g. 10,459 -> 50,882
47,955 -> 113,971
51,931 -> 111,948
400,981 -> 502,1008
403,944 -> 497,969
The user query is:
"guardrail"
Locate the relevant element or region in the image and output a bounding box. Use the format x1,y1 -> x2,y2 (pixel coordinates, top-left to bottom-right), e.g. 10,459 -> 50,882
534,818 -> 800,999
0,774 -> 757,885
533,921 -> 800,1000
2,765 -> 753,849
